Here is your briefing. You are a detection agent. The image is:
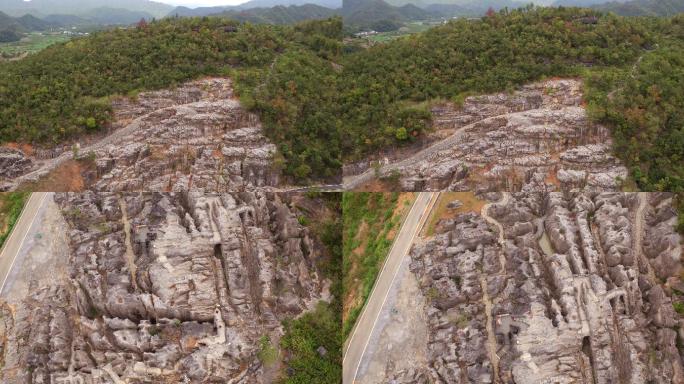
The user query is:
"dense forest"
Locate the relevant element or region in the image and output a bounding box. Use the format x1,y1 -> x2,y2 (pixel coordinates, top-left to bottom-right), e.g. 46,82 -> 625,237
0,16 -> 343,182
585,14 -> 684,191
338,6 -> 655,159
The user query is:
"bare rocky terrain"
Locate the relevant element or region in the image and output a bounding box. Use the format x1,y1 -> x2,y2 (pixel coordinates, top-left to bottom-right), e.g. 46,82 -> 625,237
344,80 -> 628,192
0,78 -> 287,192
387,192 -> 683,383
0,192 -> 336,383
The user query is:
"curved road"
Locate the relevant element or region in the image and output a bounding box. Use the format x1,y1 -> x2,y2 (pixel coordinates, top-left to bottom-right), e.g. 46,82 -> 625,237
0,192 -> 49,295
343,192 -> 438,384
342,108 -> 541,190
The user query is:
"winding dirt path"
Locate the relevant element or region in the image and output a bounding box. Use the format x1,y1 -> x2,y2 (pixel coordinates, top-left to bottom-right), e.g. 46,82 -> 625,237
342,102 -> 588,191
478,192 -> 510,383
634,193 -> 657,283
343,112 -> 517,189
479,275 -> 500,383
482,192 -> 510,273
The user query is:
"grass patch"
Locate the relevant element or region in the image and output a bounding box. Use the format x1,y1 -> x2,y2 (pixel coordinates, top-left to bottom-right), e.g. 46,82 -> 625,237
673,302 -> 684,315
0,33 -> 71,58
424,192 -> 486,237
258,335 -> 279,367
341,192 -> 415,338
0,192 -> 29,250
279,301 -> 341,383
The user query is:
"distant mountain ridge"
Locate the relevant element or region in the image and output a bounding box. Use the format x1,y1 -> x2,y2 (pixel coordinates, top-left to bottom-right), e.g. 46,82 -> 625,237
0,11 -> 55,31
594,0 -> 684,16
384,0 -> 555,6
0,0 -> 173,18
168,0 -> 342,18
0,11 -> 58,42
81,7 -> 154,25
552,0 -> 626,6
212,4 -> 338,24
342,0 -> 430,25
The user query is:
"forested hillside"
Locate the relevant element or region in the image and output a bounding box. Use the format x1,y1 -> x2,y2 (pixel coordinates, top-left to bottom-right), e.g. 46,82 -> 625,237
0,11 -> 55,42
339,5 -> 684,193
586,15 -> 684,191
0,17 -> 343,182
341,0 -> 432,31
339,6 -> 654,159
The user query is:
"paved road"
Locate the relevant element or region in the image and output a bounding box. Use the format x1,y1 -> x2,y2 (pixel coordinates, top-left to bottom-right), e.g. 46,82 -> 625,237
343,192 -> 438,384
0,192 -> 48,295
342,110 -> 522,189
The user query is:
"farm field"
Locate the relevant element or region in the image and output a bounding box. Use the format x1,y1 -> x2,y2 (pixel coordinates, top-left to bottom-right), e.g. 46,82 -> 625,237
366,21 -> 438,42
0,33 -> 71,59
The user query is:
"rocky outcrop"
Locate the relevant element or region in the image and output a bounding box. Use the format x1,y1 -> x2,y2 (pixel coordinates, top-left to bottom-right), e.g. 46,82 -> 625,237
403,192 -> 683,383
85,79 -> 280,191
0,192 -> 334,383
345,80 -> 628,192
0,147 -> 32,189
1,78 -> 285,192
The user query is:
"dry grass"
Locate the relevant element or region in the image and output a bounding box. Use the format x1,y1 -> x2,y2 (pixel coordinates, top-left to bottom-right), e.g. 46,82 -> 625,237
424,192 -> 486,237
17,159 -> 92,192
4,142 -> 34,156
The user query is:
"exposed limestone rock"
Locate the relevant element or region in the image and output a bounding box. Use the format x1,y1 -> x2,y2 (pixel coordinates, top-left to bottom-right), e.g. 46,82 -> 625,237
0,192 -> 335,383
401,192 -> 683,384
345,79 -> 628,192
0,147 -> 32,190
1,78 -> 287,192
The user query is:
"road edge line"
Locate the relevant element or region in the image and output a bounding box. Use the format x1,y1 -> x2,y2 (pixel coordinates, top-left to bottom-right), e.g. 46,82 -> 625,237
342,193 -> 421,357
0,192 -> 47,295
347,192 -> 439,383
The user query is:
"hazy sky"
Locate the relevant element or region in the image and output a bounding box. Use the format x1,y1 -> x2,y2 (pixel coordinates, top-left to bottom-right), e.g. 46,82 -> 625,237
156,0 -> 249,6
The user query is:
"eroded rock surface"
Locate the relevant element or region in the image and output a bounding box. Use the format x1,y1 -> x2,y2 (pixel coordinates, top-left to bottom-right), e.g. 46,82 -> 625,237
344,80 -> 627,192
0,147 -> 33,180
1,78 -> 284,192
398,192 -> 683,383
0,192 -> 334,383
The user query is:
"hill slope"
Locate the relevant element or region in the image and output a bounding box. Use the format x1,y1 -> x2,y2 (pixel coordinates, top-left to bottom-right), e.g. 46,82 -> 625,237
0,17 -> 343,182
0,11 -> 58,42
338,6 -> 653,159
